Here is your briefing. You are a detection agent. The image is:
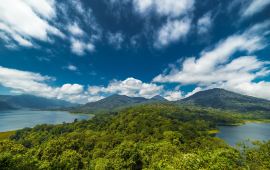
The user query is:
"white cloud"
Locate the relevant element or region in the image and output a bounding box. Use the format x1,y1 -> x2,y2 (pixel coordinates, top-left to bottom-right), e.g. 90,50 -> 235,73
0,0 -> 65,48
23,0 -> 56,19
0,23 -> 33,47
228,81 -> 270,100
184,87 -> 203,98
56,1 -> 100,56
59,84 -> 83,95
107,32 -> 124,49
67,22 -> 97,56
0,66 -> 92,103
133,0 -> 194,17
154,21 -> 270,100
0,66 -> 185,103
71,38 -> 95,56
133,0 -> 153,13
164,90 -> 183,101
66,64 -> 77,71
242,0 -> 270,17
88,77 -> 163,99
155,19 -> 191,47
68,23 -> 84,36
197,13 -> 212,34
0,66 -> 56,98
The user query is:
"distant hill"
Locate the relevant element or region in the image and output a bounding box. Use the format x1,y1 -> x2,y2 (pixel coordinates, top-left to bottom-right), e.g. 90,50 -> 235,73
0,101 -> 14,111
0,94 -> 77,110
180,88 -> 270,112
70,94 -> 168,113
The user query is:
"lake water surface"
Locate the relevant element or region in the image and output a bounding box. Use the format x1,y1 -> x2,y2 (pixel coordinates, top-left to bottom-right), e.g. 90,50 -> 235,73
217,123 -> 270,146
0,110 -> 90,132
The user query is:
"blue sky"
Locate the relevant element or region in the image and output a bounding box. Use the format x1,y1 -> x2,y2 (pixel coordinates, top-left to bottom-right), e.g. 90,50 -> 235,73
0,0 -> 270,103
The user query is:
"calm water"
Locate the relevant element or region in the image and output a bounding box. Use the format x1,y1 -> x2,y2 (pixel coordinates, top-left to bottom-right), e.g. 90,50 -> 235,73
0,110 -> 90,132
217,123 -> 270,146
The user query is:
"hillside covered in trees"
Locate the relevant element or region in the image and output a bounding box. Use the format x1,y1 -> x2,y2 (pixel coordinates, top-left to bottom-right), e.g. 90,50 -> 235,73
0,104 -> 269,169
69,89 -> 270,117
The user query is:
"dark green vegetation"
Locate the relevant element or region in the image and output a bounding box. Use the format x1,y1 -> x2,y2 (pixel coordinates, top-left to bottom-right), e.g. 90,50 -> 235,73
181,88 -> 270,113
0,104 -> 269,169
70,94 -> 168,113
0,131 -> 15,140
0,101 -> 14,111
0,94 -> 77,110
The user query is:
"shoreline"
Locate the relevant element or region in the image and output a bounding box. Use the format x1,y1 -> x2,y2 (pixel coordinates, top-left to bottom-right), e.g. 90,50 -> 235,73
0,131 -> 16,140
209,120 -> 270,135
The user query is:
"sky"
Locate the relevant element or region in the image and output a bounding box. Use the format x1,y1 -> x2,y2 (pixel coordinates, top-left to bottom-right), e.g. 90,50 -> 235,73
0,0 -> 270,103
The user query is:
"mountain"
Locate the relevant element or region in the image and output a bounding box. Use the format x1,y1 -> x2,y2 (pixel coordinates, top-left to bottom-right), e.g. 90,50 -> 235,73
180,88 -> 270,112
71,94 -> 147,113
0,94 -> 77,110
149,95 -> 168,102
0,101 -> 14,111
70,94 -> 167,113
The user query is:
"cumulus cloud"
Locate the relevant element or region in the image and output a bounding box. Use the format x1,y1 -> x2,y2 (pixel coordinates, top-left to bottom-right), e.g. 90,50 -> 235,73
163,90 -> 183,101
133,0 -> 194,17
68,23 -> 84,36
59,84 -> 83,95
65,15 -> 99,56
0,66 -> 185,103
154,21 -> 270,100
70,38 -> 95,56
155,19 -> 191,47
197,13 -> 212,35
88,77 -> 163,98
0,66 -> 93,103
67,23 -> 96,56
0,0 -> 65,48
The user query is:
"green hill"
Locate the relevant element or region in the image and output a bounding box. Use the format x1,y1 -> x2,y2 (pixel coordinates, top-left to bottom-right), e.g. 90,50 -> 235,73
0,104 -> 269,169
180,88 -> 270,113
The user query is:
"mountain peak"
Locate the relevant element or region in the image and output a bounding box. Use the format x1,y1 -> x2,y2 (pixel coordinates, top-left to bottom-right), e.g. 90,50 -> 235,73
107,94 -> 128,98
181,88 -> 270,112
151,95 -> 167,101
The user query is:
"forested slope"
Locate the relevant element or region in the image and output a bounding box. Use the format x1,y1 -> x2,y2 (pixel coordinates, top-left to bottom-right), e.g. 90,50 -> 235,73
0,104 -> 269,169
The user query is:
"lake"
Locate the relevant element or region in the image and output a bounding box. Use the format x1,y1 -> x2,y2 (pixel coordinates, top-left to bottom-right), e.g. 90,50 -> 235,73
0,110 -> 91,132
217,123 -> 270,146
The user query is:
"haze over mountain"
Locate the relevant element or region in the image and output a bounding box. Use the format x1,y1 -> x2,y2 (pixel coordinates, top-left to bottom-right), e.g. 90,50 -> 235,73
180,88 -> 270,112
0,95 -> 77,110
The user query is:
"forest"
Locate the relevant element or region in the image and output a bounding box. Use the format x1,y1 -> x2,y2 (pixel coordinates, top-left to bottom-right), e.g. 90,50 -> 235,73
0,104 -> 269,169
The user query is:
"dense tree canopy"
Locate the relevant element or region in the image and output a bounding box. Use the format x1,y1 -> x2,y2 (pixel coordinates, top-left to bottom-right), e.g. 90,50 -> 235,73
0,104 -> 269,169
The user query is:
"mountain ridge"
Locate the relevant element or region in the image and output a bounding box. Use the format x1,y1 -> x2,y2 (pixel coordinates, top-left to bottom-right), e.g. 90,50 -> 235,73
179,88 -> 270,112
70,94 -> 168,113
0,94 -> 77,110
72,88 -> 270,114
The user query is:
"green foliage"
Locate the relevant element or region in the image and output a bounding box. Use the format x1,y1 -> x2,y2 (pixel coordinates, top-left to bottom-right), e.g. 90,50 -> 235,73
0,131 -> 15,140
0,104 -> 269,169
